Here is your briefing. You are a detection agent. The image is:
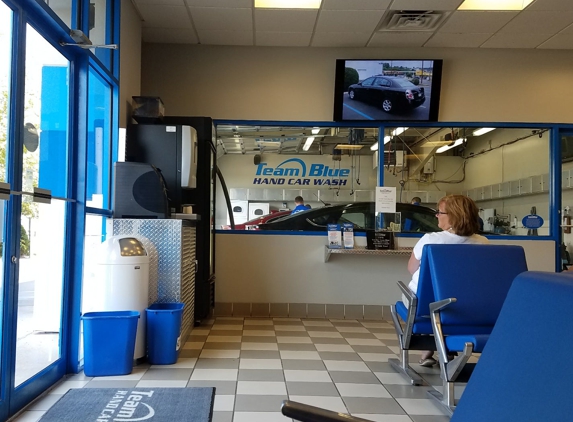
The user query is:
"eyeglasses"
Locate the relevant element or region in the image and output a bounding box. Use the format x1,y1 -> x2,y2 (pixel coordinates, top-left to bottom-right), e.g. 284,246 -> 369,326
435,211 -> 448,216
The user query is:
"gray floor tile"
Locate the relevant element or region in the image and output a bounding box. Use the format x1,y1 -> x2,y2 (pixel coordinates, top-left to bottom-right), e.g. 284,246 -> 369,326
304,326 -> 338,332
351,345 -> 394,354
187,335 -> 208,342
410,416 -> 452,422
310,337 -> 349,345
328,371 -> 382,384
187,380 -> 237,394
332,321 -> 361,327
195,359 -> 240,369
244,325 -> 277,331
213,320 -> 244,326
234,395 -> 288,411
282,360 -> 326,370
274,320 -> 304,326
212,411 -> 233,422
365,362 -> 397,373
84,380 -> 139,388
140,368 -> 193,380
240,350 -> 281,359
385,384 -> 436,399
343,397 -> 406,414
340,332 -> 378,339
318,352 -> 363,361
203,342 -> 242,350
238,369 -> 285,381
278,343 -> 317,351
275,331 -> 310,337
381,340 -> 400,347
179,349 -> 201,358
209,330 -> 244,336
242,336 -> 278,343
286,382 -> 339,396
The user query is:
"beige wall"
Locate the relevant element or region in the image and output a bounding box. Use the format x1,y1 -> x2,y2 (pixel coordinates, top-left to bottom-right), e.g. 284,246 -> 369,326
141,44 -> 573,123
119,1 -> 142,128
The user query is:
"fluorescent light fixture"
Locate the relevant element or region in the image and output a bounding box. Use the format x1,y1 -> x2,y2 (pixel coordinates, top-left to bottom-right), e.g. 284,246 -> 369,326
473,127 -> 495,136
392,127 -> 408,136
370,143 -> 378,151
437,138 -> 464,154
458,0 -> 533,10
334,144 -> 363,150
311,127 -> 320,135
255,0 -> 322,9
303,137 -> 315,151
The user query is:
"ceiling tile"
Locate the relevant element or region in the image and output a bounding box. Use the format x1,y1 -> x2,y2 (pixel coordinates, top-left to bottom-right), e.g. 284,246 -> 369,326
254,10 -> 318,32
424,32 -> 493,47
537,32 -> 573,48
142,27 -> 198,44
185,0 -> 251,7
311,32 -> 371,47
321,0 -> 392,10
190,7 -> 252,31
255,32 -> 312,47
389,0 -> 464,11
198,30 -> 254,45
499,11 -> 573,34
526,0 -> 573,11
138,5 -> 192,28
438,11 -> 517,33
480,32 -> 554,48
315,10 -> 385,33
368,31 -> 433,47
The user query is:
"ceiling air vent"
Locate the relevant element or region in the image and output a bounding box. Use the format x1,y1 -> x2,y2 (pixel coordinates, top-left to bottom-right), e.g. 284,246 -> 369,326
379,10 -> 447,31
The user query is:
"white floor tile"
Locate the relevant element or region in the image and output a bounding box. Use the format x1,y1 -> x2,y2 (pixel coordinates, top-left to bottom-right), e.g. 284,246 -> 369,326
274,325 -> 306,332
280,351 -> 321,360
190,369 -> 238,381
239,359 -> 282,369
395,398 -> 451,416
26,394 -> 63,411
214,395 -> 235,411
374,333 -> 399,340
10,410 -> 45,422
335,383 -> 392,398
346,338 -> 384,346
307,331 -> 343,338
288,396 -> 347,413
200,349 -> 241,359
135,380 -> 188,388
240,342 -> 279,351
47,380 -> 89,394
336,327 -> 369,333
217,317 -> 244,321
206,336 -> 242,343
323,360 -> 370,372
374,372 -> 412,385
352,414 -> 411,422
302,321 -> 334,327
233,412 -> 285,422
244,320 -> 274,326
237,381 -> 287,395
284,370 -> 331,382
360,323 -> 390,328
358,353 -> 396,362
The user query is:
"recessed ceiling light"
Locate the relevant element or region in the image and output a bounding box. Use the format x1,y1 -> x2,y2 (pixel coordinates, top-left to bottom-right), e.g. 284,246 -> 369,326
437,138 -> 464,154
458,0 -> 534,11
473,127 -> 495,136
255,0 -> 322,9
303,137 -> 315,151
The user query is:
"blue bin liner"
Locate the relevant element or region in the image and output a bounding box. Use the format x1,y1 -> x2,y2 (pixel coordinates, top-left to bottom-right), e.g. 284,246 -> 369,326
146,303 -> 185,365
82,311 -> 140,377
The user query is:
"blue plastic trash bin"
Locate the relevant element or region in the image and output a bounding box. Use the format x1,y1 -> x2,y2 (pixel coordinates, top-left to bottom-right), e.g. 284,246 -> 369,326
82,311 -> 140,376
146,303 -> 185,364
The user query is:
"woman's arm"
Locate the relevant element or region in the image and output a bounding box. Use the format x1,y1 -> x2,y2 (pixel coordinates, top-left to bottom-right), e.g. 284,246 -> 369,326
408,252 -> 420,275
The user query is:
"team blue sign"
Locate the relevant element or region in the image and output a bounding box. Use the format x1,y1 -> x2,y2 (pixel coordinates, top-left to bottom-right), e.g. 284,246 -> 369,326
253,158 -> 351,186
522,214 -> 544,229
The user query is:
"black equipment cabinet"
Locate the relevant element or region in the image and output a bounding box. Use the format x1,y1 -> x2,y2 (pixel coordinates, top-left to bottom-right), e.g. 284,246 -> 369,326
126,116 -> 216,323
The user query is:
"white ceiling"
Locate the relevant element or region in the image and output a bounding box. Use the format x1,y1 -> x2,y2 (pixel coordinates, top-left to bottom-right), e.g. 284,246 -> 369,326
132,0 -> 573,49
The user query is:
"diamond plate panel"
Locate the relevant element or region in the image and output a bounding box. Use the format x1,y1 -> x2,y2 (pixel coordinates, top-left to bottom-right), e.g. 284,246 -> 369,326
112,219 -> 197,338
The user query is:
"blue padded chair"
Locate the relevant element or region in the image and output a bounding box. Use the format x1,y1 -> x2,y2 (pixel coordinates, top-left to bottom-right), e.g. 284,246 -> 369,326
426,244 -> 528,414
282,271 -> 573,422
389,244 -> 437,385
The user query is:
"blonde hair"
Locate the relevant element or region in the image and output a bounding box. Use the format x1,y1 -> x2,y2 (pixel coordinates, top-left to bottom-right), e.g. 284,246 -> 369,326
437,195 -> 480,236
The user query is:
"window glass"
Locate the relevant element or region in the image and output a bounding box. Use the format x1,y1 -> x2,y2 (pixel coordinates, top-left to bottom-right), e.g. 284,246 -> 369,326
0,1 -> 11,184
89,0 -> 112,69
86,67 -> 112,209
39,0 -> 73,28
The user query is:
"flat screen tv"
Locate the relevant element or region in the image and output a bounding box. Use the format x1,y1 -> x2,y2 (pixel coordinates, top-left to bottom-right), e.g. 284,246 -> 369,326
333,59 -> 443,122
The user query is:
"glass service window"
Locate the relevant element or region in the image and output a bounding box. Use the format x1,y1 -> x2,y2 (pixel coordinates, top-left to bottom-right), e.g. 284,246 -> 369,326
0,2 -> 11,184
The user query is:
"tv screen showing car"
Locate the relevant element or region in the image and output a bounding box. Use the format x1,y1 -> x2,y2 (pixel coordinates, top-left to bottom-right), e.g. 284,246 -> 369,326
333,59 -> 443,122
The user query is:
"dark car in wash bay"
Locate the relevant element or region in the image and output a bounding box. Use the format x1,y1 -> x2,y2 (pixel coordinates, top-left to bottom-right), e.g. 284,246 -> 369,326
257,202 -> 440,233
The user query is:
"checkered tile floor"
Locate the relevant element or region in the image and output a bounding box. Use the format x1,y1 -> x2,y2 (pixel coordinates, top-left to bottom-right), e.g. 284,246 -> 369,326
12,317 -> 454,422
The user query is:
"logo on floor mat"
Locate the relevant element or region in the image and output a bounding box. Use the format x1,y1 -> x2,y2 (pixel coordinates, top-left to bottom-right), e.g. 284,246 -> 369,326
97,390 -> 156,421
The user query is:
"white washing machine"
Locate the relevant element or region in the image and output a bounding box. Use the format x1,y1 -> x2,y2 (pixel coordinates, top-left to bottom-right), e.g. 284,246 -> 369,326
249,202 -> 270,220
229,200 -> 249,225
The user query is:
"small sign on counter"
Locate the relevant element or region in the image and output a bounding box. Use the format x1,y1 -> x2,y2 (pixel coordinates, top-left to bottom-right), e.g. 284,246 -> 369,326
366,230 -> 395,250
342,223 -> 354,249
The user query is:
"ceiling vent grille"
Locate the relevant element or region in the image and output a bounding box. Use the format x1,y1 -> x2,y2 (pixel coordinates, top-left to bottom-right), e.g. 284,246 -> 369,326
379,10 -> 447,31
